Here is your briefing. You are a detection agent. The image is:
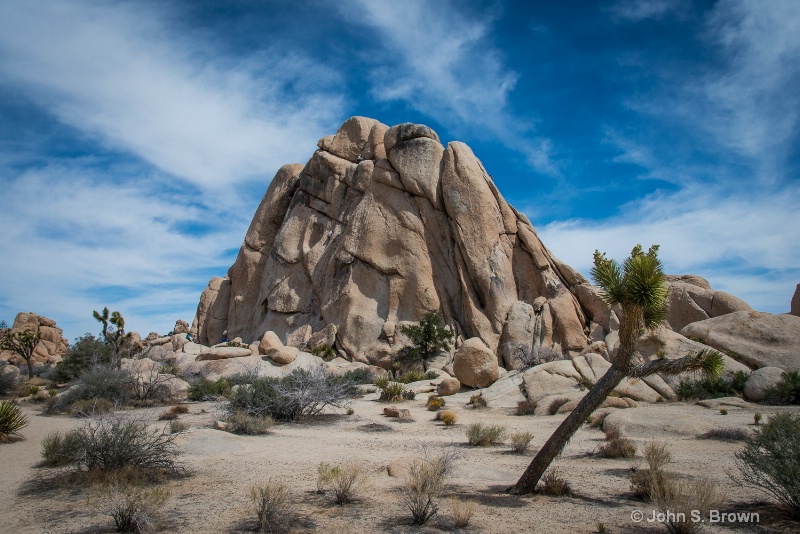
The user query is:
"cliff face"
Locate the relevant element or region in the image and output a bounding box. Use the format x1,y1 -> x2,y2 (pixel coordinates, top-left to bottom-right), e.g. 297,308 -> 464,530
192,117 -> 605,368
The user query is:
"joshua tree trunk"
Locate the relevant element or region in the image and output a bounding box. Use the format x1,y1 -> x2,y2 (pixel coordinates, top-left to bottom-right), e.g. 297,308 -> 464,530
509,365 -> 626,495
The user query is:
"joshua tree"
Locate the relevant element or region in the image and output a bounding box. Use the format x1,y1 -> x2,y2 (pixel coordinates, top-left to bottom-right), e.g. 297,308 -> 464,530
509,245 -> 724,495
398,312 -> 454,370
0,331 -> 41,379
93,307 -> 132,365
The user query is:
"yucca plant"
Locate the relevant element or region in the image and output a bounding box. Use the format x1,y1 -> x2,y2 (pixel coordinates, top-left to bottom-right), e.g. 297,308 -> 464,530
510,245 -> 725,494
0,400 -> 29,442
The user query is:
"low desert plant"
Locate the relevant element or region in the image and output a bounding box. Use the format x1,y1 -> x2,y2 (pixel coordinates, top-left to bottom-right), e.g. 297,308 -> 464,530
587,412 -> 609,427
438,410 -> 458,426
465,423 -> 506,446
329,461 -> 369,505
698,427 -> 750,441
763,371 -> 800,405
158,362 -> 181,376
187,377 -> 231,401
374,374 -> 391,389
403,451 -> 453,525
378,381 -> 413,402
731,411 -> 800,518
538,467 -> 571,496
427,396 -> 446,411
310,343 -> 337,361
675,371 -> 748,400
316,462 -> 338,493
225,411 -> 274,435
516,399 -> 537,415
90,479 -> 170,533
0,399 -> 28,442
510,431 -> 534,454
40,430 -> 82,466
653,477 -> 723,533
48,388 -> 58,396
597,426 -> 636,459
448,497 -> 476,528
719,408 -> 728,415
48,366 -> 133,414
169,420 -> 189,434
468,394 -> 487,409
753,412 -> 762,425
22,383 -> 40,396
70,398 -> 114,417
250,478 -> 292,533
548,396 -> 571,415
396,370 -> 436,384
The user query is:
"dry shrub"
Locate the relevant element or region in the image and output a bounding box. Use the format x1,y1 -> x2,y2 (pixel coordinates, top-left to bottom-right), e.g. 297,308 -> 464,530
587,411 -> 609,428
329,461 -> 369,505
403,451 -> 453,524
90,477 -> 170,533
509,431 -> 534,454
597,426 -> 636,459
630,441 -> 673,500
448,497 -> 476,528
427,396 -> 446,411
468,394 -> 487,409
168,420 -> 189,434
40,430 -> 81,466
698,427 -> 750,441
465,423 -> 506,446
70,398 -> 114,417
225,412 -> 274,435
548,396 -> 571,415
516,399 -> 537,415
653,477 -> 724,534
316,462 -> 337,493
250,478 -> 292,533
539,467 -> 571,496
157,410 -> 179,421
437,410 -> 458,426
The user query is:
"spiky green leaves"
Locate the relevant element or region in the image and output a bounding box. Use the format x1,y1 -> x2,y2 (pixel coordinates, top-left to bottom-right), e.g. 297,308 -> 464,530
630,349 -> 725,379
591,244 -> 667,329
0,400 -> 29,442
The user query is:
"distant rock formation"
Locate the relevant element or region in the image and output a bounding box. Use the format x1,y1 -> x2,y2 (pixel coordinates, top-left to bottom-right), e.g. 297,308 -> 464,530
0,312 -> 69,365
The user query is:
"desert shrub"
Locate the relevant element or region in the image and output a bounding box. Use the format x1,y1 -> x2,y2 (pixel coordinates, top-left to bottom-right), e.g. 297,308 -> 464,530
310,343 -> 337,361
653,477 -> 723,534
539,467 -> 571,496
378,381 -> 413,402
328,461 -> 369,505
70,398 -> 114,417
438,410 -> 458,426
48,388 -> 58,396
448,497 -> 476,528
41,430 -> 82,466
50,366 -> 133,413
597,426 -> 636,459
171,404 -> 189,414
396,370 -> 437,384
675,371 -> 748,400
158,404 -> 188,421
403,452 -> 452,525
719,408 -> 728,415
169,420 -> 189,434
465,423 -> 506,446
754,412 -> 762,425
510,431 -> 534,454
340,367 -> 373,385
229,367 -> 358,421
158,362 -> 181,376
548,396 -> 571,415
468,394 -> 487,409
630,441 -> 673,500
225,411 -> 274,435
0,363 -> 18,396
68,415 -> 185,475
250,478 -> 292,533
48,333 -> 113,383
516,399 -> 537,415
763,371 -> 800,405
0,400 -> 28,442
698,427 -> 750,441
22,383 -> 40,396
316,462 -> 337,493
732,412 -> 800,517
90,478 -> 169,533
427,396 -> 446,411
187,377 -> 231,401
587,412 -> 609,427
374,374 -> 390,389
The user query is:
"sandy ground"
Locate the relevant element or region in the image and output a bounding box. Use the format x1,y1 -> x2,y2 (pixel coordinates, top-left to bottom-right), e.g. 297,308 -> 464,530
2,392 -> 798,534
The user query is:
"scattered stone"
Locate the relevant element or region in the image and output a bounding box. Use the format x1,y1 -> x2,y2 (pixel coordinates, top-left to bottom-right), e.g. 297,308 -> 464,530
383,406 -> 411,418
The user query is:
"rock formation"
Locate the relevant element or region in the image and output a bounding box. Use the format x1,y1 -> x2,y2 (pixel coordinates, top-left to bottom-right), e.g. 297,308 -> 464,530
0,312 -> 69,366
192,117 -> 596,369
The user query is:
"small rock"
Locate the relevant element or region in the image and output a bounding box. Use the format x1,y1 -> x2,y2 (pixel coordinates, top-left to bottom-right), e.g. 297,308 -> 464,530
437,377 -> 461,396
383,406 -> 411,418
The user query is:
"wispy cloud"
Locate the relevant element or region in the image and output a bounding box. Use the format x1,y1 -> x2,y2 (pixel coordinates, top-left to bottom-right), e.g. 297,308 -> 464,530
608,0 -> 690,22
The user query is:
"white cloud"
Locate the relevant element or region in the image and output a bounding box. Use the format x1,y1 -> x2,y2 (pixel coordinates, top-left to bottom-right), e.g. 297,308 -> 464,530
608,0 -> 689,22
0,1 -> 345,194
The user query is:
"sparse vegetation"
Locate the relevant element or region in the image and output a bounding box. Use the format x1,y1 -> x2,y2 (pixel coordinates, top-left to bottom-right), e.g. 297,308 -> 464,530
510,431 -> 534,454
539,467 -> 571,496
396,370 -> 437,384
438,410 -> 458,426
448,497 -> 476,528
675,371 -> 748,400
630,441 -> 673,500
90,478 -> 170,533
698,427 -> 749,441
40,430 -> 81,466
398,312 -> 454,370
187,377 -> 231,401
597,426 -> 636,459
310,343 -> 337,361
732,412 -> 800,518
93,307 -> 133,363
225,411 -> 274,435
427,396 -> 445,411
169,419 -> 189,434
653,477 -> 723,534
0,400 -> 28,442
0,330 -> 40,379
468,394 -> 487,409
48,333 -> 113,383
402,451 -> 453,524
466,423 -> 506,446
159,361 -> 181,376
48,366 -> 133,414
548,396 -> 571,415
516,399 -> 537,415
763,371 -> 800,405
378,381 -> 414,402
250,478 -> 292,533
753,412 -> 762,425
719,408 -> 728,415
329,461 -> 369,505
70,398 -> 114,417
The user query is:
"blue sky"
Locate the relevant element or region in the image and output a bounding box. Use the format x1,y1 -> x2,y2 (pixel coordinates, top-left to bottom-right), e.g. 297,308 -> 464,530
1,0 -> 798,342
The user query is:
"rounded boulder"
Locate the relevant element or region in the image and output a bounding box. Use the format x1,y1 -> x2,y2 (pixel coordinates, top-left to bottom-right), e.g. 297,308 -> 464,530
452,337 -> 499,388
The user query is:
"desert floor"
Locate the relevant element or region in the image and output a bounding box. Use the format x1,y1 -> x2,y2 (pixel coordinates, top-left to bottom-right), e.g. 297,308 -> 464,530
2,391 -> 798,534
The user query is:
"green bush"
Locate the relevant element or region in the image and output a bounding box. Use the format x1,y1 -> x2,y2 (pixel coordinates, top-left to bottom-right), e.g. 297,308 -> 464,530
229,367 -> 358,421
396,370 -> 437,384
676,371 -> 748,400
310,344 -> 337,361
48,333 -> 113,383
732,412 -> 800,518
465,423 -> 506,446
187,377 -> 231,401
379,381 -> 414,402
49,366 -> 133,413
468,394 -> 487,409
0,363 -> 18,396
158,362 -> 181,376
763,371 -> 800,405
427,396 -> 446,411
40,430 -> 82,466
0,400 -> 28,442
225,411 -> 274,435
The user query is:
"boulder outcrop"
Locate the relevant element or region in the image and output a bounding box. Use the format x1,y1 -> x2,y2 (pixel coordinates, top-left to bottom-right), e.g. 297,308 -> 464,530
0,312 -> 69,366
191,117 -> 592,370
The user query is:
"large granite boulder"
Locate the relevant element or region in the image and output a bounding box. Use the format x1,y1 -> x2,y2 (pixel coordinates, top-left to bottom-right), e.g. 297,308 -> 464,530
452,337 -> 499,388
743,366 -> 786,402
0,312 -> 69,366
664,275 -> 752,332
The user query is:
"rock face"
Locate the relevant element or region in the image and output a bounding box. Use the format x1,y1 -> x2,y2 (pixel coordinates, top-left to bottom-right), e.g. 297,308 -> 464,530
0,312 -> 69,366
191,117 -> 592,369
681,311 -> 800,371
664,275 -> 751,332
791,283 -> 800,317
743,367 -> 785,402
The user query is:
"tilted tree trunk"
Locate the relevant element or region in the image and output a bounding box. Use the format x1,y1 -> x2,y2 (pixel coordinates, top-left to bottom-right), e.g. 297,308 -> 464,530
508,365 -> 627,495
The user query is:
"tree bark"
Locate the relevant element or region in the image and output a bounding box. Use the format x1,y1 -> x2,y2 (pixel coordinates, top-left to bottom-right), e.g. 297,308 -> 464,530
508,365 -> 627,495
